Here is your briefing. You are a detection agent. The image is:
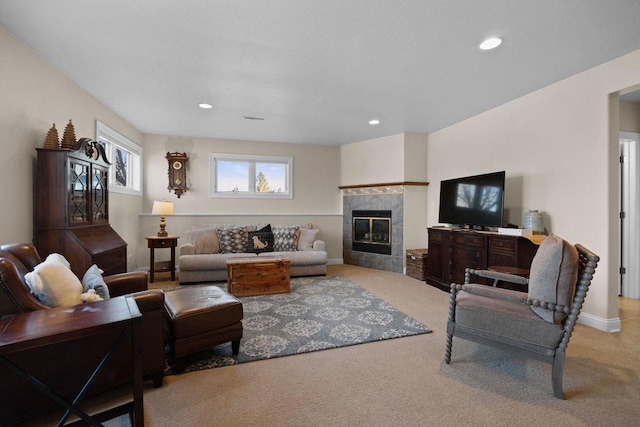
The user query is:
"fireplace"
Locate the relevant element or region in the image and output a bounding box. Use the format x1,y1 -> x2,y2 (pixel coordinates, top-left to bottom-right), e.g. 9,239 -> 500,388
352,210 -> 392,255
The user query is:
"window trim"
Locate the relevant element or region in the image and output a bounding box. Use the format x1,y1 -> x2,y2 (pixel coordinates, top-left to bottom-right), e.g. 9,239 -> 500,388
209,153 -> 293,199
95,120 -> 142,196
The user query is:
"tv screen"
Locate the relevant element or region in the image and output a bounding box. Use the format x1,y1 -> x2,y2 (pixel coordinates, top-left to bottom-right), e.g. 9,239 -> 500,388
438,171 -> 505,228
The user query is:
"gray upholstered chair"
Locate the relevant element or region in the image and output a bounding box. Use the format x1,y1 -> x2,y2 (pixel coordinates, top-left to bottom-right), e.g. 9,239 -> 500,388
444,235 -> 599,399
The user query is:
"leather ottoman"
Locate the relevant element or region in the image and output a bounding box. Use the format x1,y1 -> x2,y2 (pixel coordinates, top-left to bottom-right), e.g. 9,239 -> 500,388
164,285 -> 243,372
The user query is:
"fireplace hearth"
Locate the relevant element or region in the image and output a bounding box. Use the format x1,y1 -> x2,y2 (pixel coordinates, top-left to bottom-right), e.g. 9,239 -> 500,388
352,210 -> 392,255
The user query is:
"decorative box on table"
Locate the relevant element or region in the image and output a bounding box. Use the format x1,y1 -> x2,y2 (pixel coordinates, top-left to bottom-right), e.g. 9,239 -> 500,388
406,249 -> 428,280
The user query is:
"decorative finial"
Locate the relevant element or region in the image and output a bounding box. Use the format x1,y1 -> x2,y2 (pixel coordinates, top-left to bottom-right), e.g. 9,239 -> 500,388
61,119 -> 77,150
43,123 -> 60,149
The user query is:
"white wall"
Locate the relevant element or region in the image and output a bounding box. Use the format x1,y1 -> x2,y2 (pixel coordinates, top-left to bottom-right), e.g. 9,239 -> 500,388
620,100 -> 640,132
340,134 -> 406,185
138,134 -> 343,266
427,49 -> 640,330
0,25 -> 143,270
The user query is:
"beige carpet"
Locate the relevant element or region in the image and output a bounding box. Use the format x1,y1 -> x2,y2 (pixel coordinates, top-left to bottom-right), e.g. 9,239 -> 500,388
136,264 -> 640,426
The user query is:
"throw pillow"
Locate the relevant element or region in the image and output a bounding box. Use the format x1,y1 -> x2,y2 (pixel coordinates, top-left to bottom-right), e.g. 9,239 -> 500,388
217,227 -> 250,253
248,231 -> 274,254
185,227 -> 220,254
82,264 -> 110,300
272,225 -> 299,252
29,262 -> 84,307
528,234 -> 579,323
297,228 -> 319,251
258,224 -> 272,232
24,253 -> 72,296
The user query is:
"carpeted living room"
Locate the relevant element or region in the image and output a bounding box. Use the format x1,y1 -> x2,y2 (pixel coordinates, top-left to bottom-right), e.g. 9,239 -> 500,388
27,264 -> 640,426
2,1 -> 640,426
145,265 -> 640,427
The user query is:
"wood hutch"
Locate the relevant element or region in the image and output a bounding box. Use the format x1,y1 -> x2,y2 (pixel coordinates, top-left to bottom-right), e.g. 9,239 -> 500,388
35,140 -> 127,278
426,227 -> 544,292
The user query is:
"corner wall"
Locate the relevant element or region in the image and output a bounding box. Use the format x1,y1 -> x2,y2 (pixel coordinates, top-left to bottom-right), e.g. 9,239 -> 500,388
0,25 -> 143,269
427,48 -> 640,331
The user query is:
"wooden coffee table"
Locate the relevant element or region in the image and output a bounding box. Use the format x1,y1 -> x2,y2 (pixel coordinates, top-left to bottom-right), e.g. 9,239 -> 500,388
226,257 -> 291,297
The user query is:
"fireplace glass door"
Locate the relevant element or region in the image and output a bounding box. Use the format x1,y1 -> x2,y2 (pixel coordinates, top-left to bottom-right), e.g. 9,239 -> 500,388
354,218 -> 390,245
352,210 -> 392,255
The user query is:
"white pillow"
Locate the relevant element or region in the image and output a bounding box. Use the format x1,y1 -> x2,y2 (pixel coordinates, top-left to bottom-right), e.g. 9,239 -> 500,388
297,229 -> 319,251
29,262 -> 84,307
25,253 -> 71,295
185,227 -> 220,254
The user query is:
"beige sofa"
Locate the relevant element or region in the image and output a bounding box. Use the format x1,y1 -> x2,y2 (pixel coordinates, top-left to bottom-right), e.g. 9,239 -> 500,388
178,223 -> 328,284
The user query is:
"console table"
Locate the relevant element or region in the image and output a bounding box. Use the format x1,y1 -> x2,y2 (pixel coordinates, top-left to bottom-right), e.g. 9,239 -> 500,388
426,227 -> 544,292
0,297 -> 143,426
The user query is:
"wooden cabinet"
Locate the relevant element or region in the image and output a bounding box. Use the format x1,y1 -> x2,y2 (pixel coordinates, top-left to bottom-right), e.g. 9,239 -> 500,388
426,227 -> 541,292
35,141 -> 127,277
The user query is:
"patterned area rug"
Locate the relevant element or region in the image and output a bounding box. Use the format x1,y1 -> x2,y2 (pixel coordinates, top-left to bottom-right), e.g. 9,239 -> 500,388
169,275 -> 431,374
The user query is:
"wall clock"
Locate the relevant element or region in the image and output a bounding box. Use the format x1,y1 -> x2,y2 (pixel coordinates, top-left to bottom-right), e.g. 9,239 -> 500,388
166,152 -> 188,197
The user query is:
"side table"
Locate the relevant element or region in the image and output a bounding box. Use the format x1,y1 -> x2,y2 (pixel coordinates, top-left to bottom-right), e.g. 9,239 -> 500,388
0,296 -> 143,426
146,235 -> 179,283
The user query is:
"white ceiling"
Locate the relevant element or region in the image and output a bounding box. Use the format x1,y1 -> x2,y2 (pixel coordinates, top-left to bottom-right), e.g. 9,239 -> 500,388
2,0 -> 640,146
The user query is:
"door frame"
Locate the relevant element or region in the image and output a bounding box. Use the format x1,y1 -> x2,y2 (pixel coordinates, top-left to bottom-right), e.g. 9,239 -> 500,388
620,131 -> 640,299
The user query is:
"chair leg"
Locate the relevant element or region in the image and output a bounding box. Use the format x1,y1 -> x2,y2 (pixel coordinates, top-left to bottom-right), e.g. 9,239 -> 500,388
552,349 -> 566,399
444,332 -> 453,364
231,339 -> 241,355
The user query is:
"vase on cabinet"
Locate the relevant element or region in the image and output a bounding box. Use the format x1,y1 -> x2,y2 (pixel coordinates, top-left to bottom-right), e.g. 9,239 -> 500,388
523,210 -> 544,234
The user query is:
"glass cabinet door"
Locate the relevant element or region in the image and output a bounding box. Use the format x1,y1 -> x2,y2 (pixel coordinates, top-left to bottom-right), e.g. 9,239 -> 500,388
68,160 -> 90,224
92,165 -> 109,223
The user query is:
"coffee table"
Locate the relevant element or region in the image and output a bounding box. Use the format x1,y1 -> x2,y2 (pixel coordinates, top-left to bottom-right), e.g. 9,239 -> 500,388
226,257 -> 291,297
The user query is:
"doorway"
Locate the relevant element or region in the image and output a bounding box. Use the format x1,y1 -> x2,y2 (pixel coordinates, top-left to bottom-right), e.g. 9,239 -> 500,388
620,131 -> 640,299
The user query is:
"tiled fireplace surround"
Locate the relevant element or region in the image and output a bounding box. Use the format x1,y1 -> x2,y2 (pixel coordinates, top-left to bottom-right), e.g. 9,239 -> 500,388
342,186 -> 404,273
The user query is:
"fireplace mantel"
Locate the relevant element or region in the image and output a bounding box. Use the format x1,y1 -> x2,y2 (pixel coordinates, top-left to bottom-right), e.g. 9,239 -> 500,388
339,181 -> 429,190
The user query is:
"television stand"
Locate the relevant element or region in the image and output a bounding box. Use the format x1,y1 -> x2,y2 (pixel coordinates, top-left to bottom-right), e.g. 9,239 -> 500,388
426,227 -> 542,292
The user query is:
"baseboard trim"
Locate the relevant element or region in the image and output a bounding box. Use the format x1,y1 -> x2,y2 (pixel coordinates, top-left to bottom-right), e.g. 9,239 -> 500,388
578,311 -> 621,333
328,258 -> 344,265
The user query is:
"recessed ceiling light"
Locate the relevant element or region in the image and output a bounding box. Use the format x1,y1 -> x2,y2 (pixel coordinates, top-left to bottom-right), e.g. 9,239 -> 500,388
479,37 -> 502,50
243,116 -> 266,121
198,103 -> 213,109
369,119 -> 380,125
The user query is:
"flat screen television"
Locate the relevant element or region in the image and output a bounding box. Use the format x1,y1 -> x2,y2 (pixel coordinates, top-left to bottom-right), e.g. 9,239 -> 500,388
438,171 -> 505,229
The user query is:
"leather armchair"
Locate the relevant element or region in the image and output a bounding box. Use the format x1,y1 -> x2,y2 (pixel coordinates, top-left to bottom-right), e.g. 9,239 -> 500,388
0,243 -> 165,424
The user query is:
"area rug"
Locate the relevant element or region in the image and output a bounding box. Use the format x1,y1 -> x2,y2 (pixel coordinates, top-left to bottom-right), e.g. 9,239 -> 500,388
168,275 -> 431,374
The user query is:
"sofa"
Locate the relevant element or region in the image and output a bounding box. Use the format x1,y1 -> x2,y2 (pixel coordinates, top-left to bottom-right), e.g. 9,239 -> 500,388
178,223 -> 328,284
0,243 -> 165,425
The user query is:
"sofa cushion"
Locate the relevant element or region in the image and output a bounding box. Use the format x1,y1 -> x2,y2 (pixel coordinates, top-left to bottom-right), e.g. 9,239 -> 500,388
248,231 -> 274,254
297,228 -> 319,251
273,225 -> 299,251
185,227 -> 220,254
217,227 -> 250,254
528,234 -> 579,323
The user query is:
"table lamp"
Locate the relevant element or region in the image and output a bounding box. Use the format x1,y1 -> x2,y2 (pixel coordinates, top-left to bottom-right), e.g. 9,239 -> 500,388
152,200 -> 174,237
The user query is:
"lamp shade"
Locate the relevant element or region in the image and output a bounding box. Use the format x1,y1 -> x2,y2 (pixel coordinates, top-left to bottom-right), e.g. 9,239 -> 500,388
152,200 -> 174,216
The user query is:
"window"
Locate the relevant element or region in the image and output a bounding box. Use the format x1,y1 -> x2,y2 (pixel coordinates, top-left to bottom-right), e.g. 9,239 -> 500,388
96,121 -> 142,196
210,153 -> 292,199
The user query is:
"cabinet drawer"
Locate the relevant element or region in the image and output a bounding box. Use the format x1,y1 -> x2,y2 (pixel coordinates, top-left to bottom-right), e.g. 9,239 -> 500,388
489,237 -> 516,252
94,248 -> 126,275
453,234 -> 484,247
429,230 -> 444,242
